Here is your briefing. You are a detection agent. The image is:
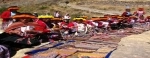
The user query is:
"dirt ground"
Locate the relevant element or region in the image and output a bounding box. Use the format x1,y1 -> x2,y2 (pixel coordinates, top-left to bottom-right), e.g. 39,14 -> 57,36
110,31 -> 150,58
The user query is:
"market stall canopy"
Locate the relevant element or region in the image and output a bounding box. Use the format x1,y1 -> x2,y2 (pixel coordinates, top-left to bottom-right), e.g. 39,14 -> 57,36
99,17 -> 108,21
12,13 -> 36,19
8,6 -> 19,10
91,17 -> 100,21
147,16 -> 150,19
73,18 -> 86,21
104,14 -> 111,17
38,15 -> 54,19
51,18 -> 63,20
111,15 -> 119,18
117,16 -> 124,19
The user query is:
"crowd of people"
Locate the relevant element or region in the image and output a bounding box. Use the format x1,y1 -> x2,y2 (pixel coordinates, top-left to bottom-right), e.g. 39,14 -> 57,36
0,6 -> 150,57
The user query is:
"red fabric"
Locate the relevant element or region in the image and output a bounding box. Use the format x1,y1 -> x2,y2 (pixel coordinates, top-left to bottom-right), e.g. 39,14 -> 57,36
145,18 -> 150,22
127,19 -> 131,23
43,29 -> 50,33
0,10 -> 11,22
110,19 -> 115,23
134,11 -> 145,16
98,21 -> 104,28
121,12 -> 132,17
139,20 -> 145,23
85,21 -> 94,26
0,10 -> 11,18
121,12 -> 127,17
22,55 -> 31,58
68,22 -> 75,28
60,22 -> 68,28
60,22 -> 66,26
5,22 -> 25,32
34,20 -> 47,32
60,22 -> 75,29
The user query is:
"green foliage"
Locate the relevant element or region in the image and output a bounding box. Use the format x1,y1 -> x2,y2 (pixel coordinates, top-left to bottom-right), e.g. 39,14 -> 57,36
103,8 -> 106,10
69,0 -> 80,2
39,6 -> 48,10
0,7 -> 7,14
71,12 -> 83,20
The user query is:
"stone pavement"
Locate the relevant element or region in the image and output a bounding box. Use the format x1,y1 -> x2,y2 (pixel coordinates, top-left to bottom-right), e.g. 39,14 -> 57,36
110,31 -> 150,58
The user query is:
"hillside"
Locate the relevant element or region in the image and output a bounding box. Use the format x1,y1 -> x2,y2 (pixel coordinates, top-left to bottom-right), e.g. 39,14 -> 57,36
1,0 -> 150,17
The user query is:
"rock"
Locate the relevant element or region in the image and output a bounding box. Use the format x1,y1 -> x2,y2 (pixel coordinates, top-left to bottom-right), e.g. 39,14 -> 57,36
78,53 -> 106,58
96,47 -> 114,53
110,31 -> 150,58
56,49 -> 77,56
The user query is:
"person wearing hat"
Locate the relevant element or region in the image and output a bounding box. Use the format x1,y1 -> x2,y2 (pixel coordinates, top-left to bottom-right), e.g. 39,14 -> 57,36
35,15 -> 52,42
0,13 -> 41,49
36,15 -> 63,42
54,11 -> 61,18
63,14 -> 71,23
145,16 -> 150,28
109,17 -> 119,30
76,19 -> 88,35
59,19 -> 77,39
121,6 -> 132,17
85,20 -> 95,29
133,8 -> 145,21
0,6 -> 20,30
59,19 -> 71,38
33,12 -> 38,17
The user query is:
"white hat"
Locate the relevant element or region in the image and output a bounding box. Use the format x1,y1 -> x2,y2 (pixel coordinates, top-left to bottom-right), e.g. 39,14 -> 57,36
126,6 -> 130,9
34,12 -> 37,13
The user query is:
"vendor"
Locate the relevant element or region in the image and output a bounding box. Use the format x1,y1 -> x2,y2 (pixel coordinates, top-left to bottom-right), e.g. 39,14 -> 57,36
121,6 -> 132,17
63,14 -> 71,23
36,15 -> 63,42
0,6 -> 20,30
0,13 -> 41,48
133,8 -> 145,21
76,19 -> 87,34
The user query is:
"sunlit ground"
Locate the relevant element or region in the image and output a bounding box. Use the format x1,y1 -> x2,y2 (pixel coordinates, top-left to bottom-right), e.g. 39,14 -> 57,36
0,19 -> 4,33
